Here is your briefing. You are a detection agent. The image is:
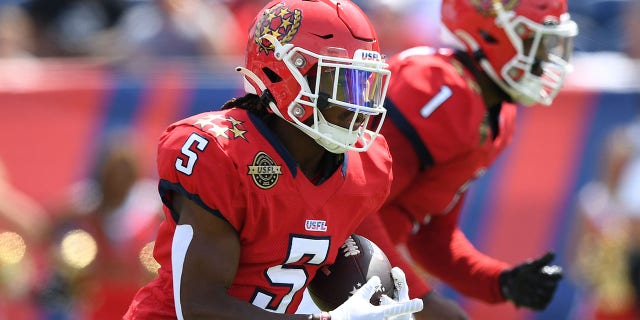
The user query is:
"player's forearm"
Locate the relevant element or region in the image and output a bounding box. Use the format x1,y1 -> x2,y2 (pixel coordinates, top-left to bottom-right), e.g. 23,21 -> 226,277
408,227 -> 509,303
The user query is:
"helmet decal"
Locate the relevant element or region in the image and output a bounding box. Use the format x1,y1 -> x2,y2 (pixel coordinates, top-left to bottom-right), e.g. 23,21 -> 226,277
470,0 -> 520,15
242,0 -> 391,153
254,3 -> 302,54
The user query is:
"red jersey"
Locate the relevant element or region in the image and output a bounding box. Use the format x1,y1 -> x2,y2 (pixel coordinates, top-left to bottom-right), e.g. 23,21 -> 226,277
126,108 -> 392,318
357,47 -> 515,303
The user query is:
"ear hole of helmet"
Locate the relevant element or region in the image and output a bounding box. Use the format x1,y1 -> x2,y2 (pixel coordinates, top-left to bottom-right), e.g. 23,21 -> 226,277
262,67 -> 282,83
479,29 -> 498,44
306,65 -> 318,84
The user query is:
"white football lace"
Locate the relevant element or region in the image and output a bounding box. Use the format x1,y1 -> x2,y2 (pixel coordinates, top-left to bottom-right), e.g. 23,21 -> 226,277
341,237 -> 361,257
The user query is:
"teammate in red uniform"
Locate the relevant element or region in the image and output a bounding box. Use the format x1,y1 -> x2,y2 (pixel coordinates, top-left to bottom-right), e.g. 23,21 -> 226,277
124,0 -> 423,319
356,0 -> 578,319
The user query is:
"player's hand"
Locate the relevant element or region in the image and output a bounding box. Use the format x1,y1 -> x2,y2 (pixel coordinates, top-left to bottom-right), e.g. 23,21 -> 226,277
328,275 -> 423,320
379,267 -> 417,320
499,252 -> 563,310
412,291 -> 469,320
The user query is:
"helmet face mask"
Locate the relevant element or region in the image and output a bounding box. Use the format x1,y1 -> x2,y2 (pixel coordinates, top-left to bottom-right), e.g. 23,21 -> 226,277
241,0 -> 390,153
292,46 -> 390,153
496,9 -> 578,105
441,0 -> 579,106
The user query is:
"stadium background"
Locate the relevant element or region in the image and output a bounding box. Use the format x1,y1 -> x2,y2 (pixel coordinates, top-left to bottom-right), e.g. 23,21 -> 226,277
1,56 -> 638,319
0,0 -> 638,319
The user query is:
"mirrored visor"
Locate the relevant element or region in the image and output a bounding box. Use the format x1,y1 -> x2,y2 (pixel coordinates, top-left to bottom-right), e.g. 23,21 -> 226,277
313,65 -> 386,114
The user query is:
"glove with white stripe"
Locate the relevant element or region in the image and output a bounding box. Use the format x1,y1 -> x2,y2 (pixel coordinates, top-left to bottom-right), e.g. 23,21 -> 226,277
499,252 -> 563,310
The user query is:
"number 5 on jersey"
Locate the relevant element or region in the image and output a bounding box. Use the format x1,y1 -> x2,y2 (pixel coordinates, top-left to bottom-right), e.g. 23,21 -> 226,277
175,133 -> 209,175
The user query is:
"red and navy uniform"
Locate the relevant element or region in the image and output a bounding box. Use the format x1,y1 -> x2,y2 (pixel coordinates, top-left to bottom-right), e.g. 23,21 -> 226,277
126,108 -> 392,318
358,46 -> 517,303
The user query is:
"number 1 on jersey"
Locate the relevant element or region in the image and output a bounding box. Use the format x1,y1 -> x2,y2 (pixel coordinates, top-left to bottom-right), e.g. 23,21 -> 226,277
420,85 -> 452,118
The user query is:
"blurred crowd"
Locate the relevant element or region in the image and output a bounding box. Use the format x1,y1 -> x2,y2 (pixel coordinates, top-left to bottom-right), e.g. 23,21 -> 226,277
0,0 -> 253,61
0,0 -> 636,62
568,118 -> 640,320
0,130 -> 163,319
0,0 -> 638,319
0,0 -> 438,63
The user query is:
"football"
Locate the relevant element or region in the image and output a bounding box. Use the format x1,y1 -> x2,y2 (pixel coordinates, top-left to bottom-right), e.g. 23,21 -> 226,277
307,234 -> 394,311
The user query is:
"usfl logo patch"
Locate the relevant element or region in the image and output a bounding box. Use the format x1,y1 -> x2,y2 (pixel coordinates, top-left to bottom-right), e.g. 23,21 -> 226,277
247,152 -> 283,189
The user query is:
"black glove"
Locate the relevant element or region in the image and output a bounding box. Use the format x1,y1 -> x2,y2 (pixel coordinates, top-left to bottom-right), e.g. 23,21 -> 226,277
498,252 -> 563,310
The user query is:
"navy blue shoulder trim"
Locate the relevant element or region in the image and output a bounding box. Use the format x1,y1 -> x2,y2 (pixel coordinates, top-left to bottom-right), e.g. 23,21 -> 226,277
384,99 -> 434,170
341,152 -> 348,177
158,179 -> 228,224
247,112 -> 298,177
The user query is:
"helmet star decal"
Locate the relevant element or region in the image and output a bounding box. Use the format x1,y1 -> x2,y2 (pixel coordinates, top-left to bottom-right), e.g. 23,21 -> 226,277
471,0 -> 520,15
254,3 -> 302,54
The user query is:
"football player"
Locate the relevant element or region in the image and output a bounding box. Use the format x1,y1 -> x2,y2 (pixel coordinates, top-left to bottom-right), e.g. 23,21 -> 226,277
124,0 -> 423,319
356,0 -> 578,318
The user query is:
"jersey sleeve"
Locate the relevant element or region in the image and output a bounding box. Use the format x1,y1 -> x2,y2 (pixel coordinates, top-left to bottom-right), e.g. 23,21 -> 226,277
405,195 -> 511,303
385,48 -> 487,164
156,123 -> 247,232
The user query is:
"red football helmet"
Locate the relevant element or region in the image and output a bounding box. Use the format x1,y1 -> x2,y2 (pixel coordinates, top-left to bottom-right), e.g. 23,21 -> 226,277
441,0 -> 578,106
237,0 -> 390,153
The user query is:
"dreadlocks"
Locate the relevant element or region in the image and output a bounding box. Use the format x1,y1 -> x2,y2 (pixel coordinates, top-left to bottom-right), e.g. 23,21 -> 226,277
221,93 -> 277,121
221,94 -> 260,111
